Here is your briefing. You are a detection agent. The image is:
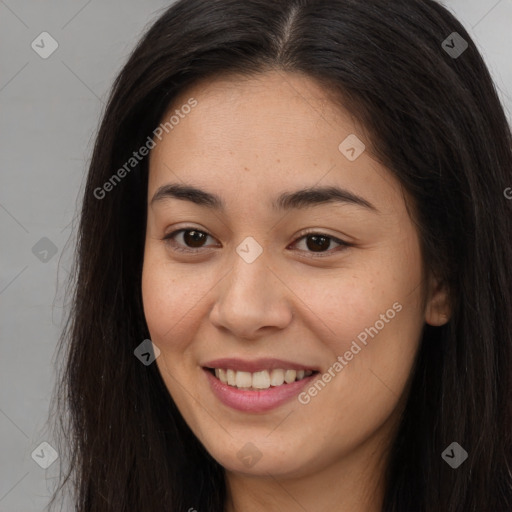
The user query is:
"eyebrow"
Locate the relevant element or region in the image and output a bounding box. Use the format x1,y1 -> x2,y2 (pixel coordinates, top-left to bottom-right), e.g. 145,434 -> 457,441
150,183 -> 378,213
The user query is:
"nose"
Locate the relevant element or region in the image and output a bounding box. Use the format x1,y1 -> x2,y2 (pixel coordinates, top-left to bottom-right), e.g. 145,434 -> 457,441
208,249 -> 293,340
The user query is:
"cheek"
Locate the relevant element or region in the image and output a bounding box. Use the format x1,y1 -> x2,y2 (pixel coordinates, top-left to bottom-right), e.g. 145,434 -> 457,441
289,266 -> 422,357
141,262 -> 176,341
141,253 -> 201,405
292,241 -> 425,402
141,248 -> 189,349
305,256 -> 424,423
294,279 -> 424,451
141,248 -> 218,351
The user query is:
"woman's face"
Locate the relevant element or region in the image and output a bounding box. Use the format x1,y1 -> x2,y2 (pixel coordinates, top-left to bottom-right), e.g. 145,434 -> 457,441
142,71 -> 448,479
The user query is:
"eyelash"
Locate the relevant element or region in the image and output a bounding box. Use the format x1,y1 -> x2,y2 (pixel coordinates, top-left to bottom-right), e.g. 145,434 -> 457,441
161,227 -> 351,258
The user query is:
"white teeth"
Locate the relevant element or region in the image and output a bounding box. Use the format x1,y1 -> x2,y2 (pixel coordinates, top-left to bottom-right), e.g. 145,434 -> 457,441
270,369 -> 285,386
211,367 -> 314,390
227,369 -> 236,386
252,370 -> 271,389
235,371 -> 252,388
284,369 -> 297,383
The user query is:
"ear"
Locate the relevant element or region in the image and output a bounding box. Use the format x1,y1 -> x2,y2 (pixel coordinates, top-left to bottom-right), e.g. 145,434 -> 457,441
424,272 -> 452,326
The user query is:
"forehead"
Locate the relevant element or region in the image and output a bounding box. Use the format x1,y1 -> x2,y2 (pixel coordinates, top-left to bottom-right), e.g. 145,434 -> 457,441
151,71 -> 356,158
147,71 -> 402,217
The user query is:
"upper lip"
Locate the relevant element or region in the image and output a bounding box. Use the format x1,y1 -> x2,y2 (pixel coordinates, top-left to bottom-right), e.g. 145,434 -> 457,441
202,357 -> 320,373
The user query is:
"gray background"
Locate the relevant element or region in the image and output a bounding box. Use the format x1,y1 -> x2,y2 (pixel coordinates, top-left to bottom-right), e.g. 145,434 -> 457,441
1,1 -> 511,510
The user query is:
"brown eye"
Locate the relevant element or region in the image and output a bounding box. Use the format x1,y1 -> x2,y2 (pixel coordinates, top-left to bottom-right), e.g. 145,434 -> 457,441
305,235 -> 331,252
162,228 -> 215,253
162,227 -> 350,257
290,232 -> 350,257
182,230 -> 208,248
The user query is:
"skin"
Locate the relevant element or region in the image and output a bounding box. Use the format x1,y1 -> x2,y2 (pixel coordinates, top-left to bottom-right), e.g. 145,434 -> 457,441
141,70 -> 451,512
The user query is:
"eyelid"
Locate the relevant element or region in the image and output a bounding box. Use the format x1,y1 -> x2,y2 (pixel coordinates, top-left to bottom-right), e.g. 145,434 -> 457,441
161,226 -> 218,253
290,229 -> 351,258
161,226 -> 351,257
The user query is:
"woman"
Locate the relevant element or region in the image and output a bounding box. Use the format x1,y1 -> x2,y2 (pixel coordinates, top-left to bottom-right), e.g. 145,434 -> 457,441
47,0 -> 512,510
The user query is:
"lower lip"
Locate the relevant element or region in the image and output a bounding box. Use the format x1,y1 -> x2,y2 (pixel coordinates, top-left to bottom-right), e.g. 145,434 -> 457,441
203,368 -> 317,413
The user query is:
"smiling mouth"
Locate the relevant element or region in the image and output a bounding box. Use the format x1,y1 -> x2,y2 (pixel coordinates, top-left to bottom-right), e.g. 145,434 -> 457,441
205,367 -> 319,391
